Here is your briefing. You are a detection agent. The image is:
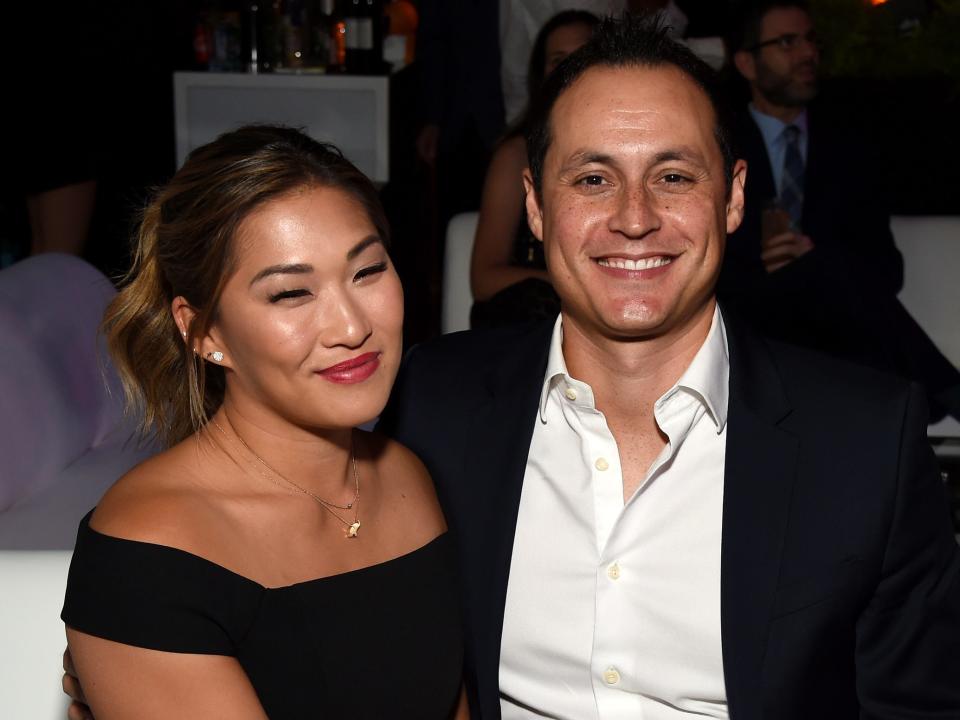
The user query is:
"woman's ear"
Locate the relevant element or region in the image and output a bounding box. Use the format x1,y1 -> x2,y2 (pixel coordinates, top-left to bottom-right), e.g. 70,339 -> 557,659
171,297 -> 233,369
171,296 -> 198,353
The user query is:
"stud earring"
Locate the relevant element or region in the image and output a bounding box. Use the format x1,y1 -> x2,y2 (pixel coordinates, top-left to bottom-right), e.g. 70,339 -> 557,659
205,351 -> 224,363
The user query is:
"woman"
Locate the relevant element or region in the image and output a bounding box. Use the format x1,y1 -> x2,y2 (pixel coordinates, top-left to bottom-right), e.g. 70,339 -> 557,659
469,10 -> 598,329
61,125 -> 467,719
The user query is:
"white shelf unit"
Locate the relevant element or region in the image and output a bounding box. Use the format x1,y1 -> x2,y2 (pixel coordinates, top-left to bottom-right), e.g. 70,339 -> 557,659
173,72 -> 389,183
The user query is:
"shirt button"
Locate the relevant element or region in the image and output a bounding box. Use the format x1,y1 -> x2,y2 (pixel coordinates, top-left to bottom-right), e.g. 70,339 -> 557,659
607,562 -> 621,580
595,457 -> 609,471
603,667 -> 621,685
564,387 -> 577,401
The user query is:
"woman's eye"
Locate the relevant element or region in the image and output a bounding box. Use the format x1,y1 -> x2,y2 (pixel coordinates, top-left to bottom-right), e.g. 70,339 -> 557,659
354,261 -> 388,282
268,288 -> 311,303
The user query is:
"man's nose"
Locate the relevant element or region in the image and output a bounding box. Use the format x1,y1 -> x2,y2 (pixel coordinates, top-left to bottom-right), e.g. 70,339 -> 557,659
608,184 -> 660,239
796,34 -> 819,61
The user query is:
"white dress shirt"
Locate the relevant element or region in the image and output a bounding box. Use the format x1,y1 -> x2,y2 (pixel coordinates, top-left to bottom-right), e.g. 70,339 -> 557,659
499,306 -> 730,719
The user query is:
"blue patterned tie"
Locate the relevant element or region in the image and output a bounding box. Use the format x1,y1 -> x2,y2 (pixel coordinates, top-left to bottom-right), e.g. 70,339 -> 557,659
780,125 -> 804,229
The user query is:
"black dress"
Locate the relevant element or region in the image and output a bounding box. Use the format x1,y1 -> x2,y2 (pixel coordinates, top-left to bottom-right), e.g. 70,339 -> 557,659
469,215 -> 560,330
62,511 -> 463,719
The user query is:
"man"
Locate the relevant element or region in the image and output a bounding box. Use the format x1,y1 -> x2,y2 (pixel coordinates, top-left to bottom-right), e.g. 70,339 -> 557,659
719,0 -> 960,421
383,14 -> 960,719
65,15 -> 960,720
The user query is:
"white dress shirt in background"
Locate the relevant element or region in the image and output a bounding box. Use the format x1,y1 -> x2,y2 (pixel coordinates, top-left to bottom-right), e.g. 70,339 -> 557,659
748,104 -> 810,197
499,306 -> 730,719
498,0 -> 626,124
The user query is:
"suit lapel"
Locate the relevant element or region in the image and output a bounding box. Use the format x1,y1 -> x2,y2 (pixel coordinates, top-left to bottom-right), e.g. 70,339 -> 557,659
458,320 -> 553,718
720,313 -> 799,720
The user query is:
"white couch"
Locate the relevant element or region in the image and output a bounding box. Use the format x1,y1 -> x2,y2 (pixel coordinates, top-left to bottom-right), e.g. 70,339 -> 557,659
892,215 -> 960,438
442,212 -> 479,335
0,550 -> 74,719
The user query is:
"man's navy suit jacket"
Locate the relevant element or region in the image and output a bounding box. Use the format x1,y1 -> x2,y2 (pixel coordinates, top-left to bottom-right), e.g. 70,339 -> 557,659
379,312 -> 960,719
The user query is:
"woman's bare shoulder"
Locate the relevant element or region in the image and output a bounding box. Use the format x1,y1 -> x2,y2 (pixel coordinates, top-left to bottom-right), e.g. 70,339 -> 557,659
90,436 -> 218,549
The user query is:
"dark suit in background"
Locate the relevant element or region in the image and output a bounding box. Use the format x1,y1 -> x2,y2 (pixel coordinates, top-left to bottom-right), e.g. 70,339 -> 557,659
379,313 -> 960,719
718,106 -> 960,418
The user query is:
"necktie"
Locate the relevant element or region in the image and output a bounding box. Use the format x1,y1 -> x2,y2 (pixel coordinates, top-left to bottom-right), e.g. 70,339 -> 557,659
780,125 -> 804,228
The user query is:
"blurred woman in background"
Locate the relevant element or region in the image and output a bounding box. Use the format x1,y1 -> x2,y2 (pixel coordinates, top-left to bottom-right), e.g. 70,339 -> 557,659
469,10 -> 598,329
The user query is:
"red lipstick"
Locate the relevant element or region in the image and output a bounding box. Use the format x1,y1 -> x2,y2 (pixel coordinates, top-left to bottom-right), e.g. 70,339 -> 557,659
317,352 -> 381,384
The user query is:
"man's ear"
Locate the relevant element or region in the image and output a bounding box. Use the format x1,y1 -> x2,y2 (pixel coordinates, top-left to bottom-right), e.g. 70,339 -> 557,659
725,159 -> 748,235
522,169 -> 544,243
733,50 -> 756,83
171,297 -> 233,369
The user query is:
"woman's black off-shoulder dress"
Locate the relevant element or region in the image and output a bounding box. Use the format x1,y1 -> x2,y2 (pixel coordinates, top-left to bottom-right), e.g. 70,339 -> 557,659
62,511 -> 463,719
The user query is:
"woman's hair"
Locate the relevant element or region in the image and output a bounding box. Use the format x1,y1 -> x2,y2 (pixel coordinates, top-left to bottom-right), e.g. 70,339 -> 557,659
509,10 -> 600,139
104,124 -> 389,447
527,10 -> 601,109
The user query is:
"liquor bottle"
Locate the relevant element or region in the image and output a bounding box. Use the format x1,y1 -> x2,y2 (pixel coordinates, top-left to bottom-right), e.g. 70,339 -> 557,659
325,0 -> 347,72
382,0 -> 417,70
194,18 -> 213,69
305,0 -> 336,71
342,0 -> 384,74
248,3 -> 260,73
254,0 -> 283,72
282,0 -> 306,70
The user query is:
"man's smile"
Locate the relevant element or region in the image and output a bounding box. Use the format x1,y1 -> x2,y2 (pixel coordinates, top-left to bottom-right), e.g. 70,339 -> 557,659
595,255 -> 675,271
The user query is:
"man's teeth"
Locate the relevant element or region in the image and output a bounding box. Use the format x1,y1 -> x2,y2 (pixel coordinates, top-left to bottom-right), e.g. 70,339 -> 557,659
597,256 -> 672,270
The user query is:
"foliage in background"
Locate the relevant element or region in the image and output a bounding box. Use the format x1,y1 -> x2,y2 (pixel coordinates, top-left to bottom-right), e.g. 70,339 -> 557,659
811,0 -> 960,84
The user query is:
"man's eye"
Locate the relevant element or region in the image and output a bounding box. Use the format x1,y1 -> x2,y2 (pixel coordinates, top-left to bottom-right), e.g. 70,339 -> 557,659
577,175 -> 606,187
662,173 -> 691,184
777,34 -> 799,50
354,262 -> 388,282
268,289 -> 311,303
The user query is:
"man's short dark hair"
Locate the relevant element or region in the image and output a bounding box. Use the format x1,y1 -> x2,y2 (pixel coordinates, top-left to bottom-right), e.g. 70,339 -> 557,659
726,0 -> 811,55
525,13 -> 735,196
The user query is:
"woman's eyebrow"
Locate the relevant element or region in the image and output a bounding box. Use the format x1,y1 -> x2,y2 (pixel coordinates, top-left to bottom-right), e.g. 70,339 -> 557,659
249,263 -> 313,287
346,235 -> 382,261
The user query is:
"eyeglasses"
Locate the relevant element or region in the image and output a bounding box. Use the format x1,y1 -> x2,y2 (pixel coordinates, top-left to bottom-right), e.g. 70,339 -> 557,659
749,31 -> 820,53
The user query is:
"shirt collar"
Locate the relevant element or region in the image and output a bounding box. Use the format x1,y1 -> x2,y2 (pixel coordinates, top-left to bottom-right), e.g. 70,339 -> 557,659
537,305 -> 730,431
539,315 -> 570,422
748,104 -> 808,147
670,304 -> 729,432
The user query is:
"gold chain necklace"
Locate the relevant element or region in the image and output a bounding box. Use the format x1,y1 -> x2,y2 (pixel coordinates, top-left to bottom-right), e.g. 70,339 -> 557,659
211,419 -> 361,539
